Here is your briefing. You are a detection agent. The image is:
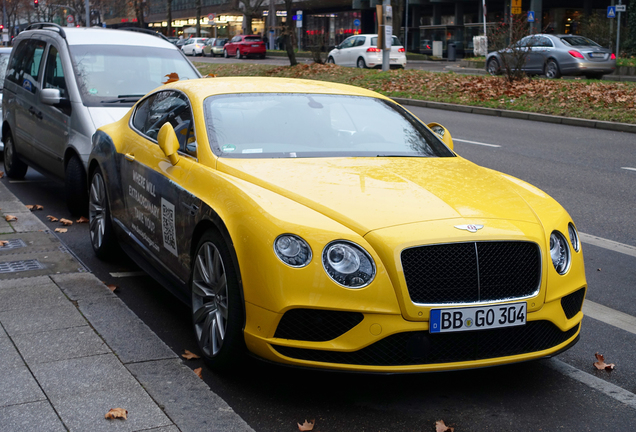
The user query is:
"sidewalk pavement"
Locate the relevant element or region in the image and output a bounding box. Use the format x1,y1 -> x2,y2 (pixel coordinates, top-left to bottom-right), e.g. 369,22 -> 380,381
0,181 -> 254,431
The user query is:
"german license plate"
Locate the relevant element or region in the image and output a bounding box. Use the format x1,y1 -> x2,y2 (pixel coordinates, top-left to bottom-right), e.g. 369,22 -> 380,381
589,52 -> 604,58
429,302 -> 526,333
252,44 -> 260,47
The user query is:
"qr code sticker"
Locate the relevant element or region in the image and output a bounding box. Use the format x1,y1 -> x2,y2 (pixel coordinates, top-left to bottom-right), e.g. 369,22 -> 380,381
161,198 -> 178,257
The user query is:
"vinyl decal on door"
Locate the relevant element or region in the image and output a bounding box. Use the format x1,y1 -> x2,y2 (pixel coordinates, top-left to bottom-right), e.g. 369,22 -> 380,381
161,198 -> 178,257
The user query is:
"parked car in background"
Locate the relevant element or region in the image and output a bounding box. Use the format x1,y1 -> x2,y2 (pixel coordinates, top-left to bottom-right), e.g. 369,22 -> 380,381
208,38 -> 228,57
181,37 -> 208,56
167,37 -> 179,45
88,76 -> 586,373
224,35 -> 266,59
486,34 -> 616,79
0,47 -> 12,153
327,34 -> 406,69
202,38 -> 216,56
2,23 -> 201,215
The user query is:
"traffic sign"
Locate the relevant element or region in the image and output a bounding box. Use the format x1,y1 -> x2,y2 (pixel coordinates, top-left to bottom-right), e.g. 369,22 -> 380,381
511,7 -> 521,15
527,11 -> 535,22
207,13 -> 215,21
67,14 -> 74,24
616,5 -> 626,12
607,6 -> 616,18
354,19 -> 360,27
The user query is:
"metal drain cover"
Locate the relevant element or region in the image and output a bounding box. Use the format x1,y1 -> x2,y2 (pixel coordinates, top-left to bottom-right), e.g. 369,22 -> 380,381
0,259 -> 45,274
0,239 -> 28,250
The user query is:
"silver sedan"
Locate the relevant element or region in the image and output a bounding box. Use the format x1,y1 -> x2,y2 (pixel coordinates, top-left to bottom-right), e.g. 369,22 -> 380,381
486,34 -> 616,79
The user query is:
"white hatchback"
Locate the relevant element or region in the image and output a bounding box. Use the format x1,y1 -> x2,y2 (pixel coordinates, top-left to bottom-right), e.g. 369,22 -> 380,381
327,34 -> 406,69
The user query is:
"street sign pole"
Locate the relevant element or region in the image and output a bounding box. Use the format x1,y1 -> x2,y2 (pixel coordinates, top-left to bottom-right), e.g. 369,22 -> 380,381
482,0 -> 487,53
616,0 -> 623,56
382,0 -> 391,72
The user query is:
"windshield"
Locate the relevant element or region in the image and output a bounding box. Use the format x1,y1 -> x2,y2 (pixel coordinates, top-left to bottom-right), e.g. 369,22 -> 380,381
560,36 -> 600,47
371,36 -> 402,46
204,94 -> 454,159
69,44 -> 200,107
214,39 -> 227,46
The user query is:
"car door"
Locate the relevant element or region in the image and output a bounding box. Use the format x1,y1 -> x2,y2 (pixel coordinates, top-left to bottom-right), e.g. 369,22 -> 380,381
335,36 -> 356,66
34,43 -> 71,178
523,35 -> 546,73
122,90 -> 199,282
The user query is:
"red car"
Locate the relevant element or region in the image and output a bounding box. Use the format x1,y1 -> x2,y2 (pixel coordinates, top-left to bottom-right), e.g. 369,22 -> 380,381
224,35 -> 266,59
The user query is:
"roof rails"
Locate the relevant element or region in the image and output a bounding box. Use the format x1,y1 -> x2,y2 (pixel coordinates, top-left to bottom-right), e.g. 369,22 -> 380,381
25,22 -> 66,39
120,27 -> 171,43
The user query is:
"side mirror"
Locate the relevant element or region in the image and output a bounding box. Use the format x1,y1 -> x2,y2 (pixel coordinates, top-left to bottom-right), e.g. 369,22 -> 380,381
157,123 -> 181,165
427,122 -> 454,151
41,88 -> 61,106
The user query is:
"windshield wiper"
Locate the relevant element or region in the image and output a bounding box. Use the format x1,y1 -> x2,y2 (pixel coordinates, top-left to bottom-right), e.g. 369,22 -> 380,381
100,94 -> 144,103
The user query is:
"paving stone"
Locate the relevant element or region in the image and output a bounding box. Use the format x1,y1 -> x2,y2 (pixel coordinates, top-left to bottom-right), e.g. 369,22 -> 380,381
0,280 -> 68,312
0,365 -> 46,407
127,359 -> 255,432
77,296 -> 176,363
0,337 -> 24,370
52,272 -> 117,301
0,400 -> 67,432
0,301 -> 87,336
0,217 -> 13,234
137,426 -> 180,432
0,275 -> 51,290
0,201 -> 31,213
13,326 -> 111,365
3,210 -> 49,232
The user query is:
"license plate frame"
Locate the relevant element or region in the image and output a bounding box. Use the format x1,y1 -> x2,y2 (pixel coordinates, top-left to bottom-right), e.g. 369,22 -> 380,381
430,302 -> 527,333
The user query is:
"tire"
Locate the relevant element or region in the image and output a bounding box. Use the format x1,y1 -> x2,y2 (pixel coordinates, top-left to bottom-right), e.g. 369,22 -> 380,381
236,49 -> 242,59
545,59 -> 561,79
584,73 -> 603,80
3,133 -> 28,179
65,155 -> 88,216
224,49 -> 228,58
486,58 -> 500,76
327,57 -> 335,64
88,167 -> 119,259
191,230 -> 245,370
357,57 -> 366,68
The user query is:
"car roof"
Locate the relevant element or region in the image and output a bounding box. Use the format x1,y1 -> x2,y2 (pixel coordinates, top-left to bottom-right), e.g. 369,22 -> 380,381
23,27 -> 176,49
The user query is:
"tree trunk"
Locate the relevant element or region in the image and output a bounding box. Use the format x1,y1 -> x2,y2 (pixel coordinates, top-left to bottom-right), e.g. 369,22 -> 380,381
167,0 -> 173,36
284,0 -> 297,65
196,0 -> 201,36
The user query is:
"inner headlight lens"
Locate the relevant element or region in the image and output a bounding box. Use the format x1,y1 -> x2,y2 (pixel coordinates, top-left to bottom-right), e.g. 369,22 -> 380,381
568,223 -> 580,252
550,231 -> 571,275
323,241 -> 375,288
274,234 -> 312,267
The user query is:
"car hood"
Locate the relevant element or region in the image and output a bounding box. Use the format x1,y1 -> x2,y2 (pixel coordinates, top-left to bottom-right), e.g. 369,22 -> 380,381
218,157 -> 541,235
87,107 -> 131,130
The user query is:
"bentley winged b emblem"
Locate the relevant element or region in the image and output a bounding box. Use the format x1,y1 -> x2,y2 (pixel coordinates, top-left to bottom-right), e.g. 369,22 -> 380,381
454,224 -> 484,233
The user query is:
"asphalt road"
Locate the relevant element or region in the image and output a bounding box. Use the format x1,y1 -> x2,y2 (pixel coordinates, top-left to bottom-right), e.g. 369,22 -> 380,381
3,108 -> 636,431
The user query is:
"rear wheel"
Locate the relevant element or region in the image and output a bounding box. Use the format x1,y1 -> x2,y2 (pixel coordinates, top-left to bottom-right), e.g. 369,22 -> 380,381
545,59 -> 561,79
486,58 -> 500,76
191,230 -> 245,370
3,133 -> 28,179
357,57 -> 366,68
65,155 -> 88,216
223,49 -> 228,58
88,167 -> 119,259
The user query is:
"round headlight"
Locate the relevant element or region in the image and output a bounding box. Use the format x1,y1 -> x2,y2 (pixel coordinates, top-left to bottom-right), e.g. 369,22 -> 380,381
550,231 -> 571,275
322,241 -> 375,288
274,234 -> 312,267
568,223 -> 580,252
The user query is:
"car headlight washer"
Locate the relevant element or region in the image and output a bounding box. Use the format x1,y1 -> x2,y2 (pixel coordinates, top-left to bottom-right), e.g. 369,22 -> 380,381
323,240 -> 376,288
550,231 -> 571,275
568,223 -> 580,252
274,234 -> 312,267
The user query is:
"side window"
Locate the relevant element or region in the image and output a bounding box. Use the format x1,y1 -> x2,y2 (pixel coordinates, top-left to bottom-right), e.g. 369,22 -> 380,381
540,37 -> 553,47
341,37 -> 356,49
232,36 -> 241,43
6,39 -> 46,93
354,37 -> 365,47
133,91 -> 196,156
43,45 -> 68,98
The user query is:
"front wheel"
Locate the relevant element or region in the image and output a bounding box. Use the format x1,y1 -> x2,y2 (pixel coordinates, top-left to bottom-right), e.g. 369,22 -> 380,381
88,167 -> 119,259
236,49 -> 242,59
65,155 -> 88,216
486,58 -> 500,76
3,133 -> 28,179
545,59 -> 561,79
191,230 -> 245,370
327,57 -> 335,64
357,57 -> 367,68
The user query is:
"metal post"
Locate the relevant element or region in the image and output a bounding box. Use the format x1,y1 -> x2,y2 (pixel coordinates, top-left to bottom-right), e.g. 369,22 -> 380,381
268,0 -> 275,51
404,0 -> 408,52
85,0 -> 89,26
482,0 -> 487,53
382,0 -> 390,71
616,0 -> 622,56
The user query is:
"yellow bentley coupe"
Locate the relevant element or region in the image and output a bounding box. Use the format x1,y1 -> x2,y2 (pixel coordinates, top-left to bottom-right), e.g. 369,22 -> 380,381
88,77 -> 587,373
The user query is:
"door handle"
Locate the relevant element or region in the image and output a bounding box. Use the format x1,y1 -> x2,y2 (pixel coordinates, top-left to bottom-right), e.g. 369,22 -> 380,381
124,153 -> 135,161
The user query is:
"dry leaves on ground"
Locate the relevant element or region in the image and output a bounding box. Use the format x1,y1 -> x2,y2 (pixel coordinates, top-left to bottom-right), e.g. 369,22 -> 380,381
298,419 -> 315,431
47,215 -> 59,222
26,204 -> 43,211
593,352 -> 615,371
106,284 -> 118,292
0,240 -> 8,247
76,216 -> 89,223
194,367 -> 203,379
5,215 -> 17,222
182,350 -> 201,360
60,218 -> 73,226
54,228 -> 68,233
436,420 -> 454,432
104,408 -> 128,420
0,171 -> 4,178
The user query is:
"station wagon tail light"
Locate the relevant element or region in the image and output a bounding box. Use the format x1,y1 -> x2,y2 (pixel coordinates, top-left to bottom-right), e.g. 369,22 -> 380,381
568,50 -> 584,59
611,53 -> 616,59
398,48 -> 405,52
367,47 -> 381,52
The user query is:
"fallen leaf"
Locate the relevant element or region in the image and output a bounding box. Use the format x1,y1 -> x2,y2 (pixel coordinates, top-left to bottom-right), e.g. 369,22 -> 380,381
597,268 -> 601,271
25,205 -> 34,210
593,352 -> 615,371
60,218 -> 73,226
76,216 -> 89,224
106,284 -> 118,292
194,367 -> 203,379
207,73 -> 217,78
0,240 -> 8,247
35,204 -> 43,210
47,215 -> 59,222
298,419 -> 315,431
0,171 -> 4,178
182,350 -> 201,360
5,215 -> 17,221
54,228 -> 68,233
104,408 -> 128,420
163,72 -> 180,84
436,420 -> 454,432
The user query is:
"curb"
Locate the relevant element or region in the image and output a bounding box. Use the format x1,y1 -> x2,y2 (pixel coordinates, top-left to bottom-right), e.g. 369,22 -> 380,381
391,97 -> 636,134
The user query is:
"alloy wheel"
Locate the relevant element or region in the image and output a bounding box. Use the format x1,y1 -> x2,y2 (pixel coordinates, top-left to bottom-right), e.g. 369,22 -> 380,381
89,172 -> 107,251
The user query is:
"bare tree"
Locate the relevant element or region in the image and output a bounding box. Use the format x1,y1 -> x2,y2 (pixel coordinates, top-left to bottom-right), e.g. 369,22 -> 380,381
238,0 -> 266,35
487,15 -> 532,82
166,0 -> 173,36
281,0 -> 297,65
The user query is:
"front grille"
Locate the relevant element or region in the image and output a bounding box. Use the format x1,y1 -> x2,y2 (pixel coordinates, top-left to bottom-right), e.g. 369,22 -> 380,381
561,288 -> 586,319
274,309 -> 364,342
402,242 -> 541,304
272,321 -> 579,366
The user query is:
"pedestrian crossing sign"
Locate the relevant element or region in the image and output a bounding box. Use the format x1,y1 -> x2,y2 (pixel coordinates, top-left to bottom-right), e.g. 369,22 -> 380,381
527,11 -> 535,22
607,6 -> 616,18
